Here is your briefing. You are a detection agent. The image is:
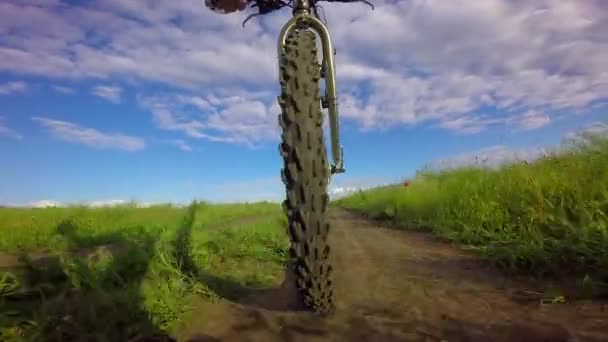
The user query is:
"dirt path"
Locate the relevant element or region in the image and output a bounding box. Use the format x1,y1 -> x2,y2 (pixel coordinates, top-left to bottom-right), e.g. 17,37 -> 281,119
179,208 -> 607,341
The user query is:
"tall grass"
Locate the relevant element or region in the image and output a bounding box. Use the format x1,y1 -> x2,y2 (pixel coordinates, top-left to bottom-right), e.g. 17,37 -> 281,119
0,201 -> 288,341
0,204 -> 186,253
336,135 -> 608,278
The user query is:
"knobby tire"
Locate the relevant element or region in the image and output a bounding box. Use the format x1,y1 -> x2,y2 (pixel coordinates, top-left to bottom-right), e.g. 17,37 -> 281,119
278,29 -> 335,314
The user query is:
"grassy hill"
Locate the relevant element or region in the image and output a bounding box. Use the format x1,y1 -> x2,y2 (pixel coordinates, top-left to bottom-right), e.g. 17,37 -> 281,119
335,135 -> 608,280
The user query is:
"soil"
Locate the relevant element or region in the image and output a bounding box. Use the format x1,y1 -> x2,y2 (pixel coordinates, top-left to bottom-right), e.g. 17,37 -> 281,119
178,208 -> 608,342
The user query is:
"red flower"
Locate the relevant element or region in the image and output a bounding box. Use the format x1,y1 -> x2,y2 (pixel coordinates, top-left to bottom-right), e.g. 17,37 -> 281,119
403,181 -> 409,187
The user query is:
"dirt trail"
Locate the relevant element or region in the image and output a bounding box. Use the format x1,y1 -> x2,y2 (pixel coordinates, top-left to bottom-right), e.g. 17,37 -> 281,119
181,208 -> 607,341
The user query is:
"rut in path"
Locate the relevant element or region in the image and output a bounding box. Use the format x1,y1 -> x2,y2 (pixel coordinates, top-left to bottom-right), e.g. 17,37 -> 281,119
178,208 -> 608,342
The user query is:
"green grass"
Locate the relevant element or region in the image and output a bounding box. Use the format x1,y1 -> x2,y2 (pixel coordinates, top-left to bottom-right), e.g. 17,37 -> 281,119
0,204 -> 186,253
336,135 -> 608,280
193,201 -> 283,227
0,201 -> 288,341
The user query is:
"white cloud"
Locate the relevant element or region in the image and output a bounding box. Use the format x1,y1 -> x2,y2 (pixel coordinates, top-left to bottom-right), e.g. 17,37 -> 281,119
28,200 -> 62,208
564,121 -> 608,142
169,139 -> 192,152
580,122 -> 608,137
436,114 -> 502,135
329,176 -> 393,199
0,81 -> 27,95
52,85 -> 75,94
87,199 -> 127,207
92,85 -> 122,103
32,116 -> 145,151
426,121 -> 608,171
326,0 -> 608,132
0,0 -> 606,139
22,199 -> 155,208
329,186 -> 365,199
512,109 -> 551,131
0,116 -> 23,140
0,1 -> 276,87
138,90 -> 280,147
425,145 -> 550,171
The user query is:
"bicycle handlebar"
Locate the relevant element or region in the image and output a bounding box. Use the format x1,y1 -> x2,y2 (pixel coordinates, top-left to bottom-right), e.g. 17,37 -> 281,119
316,0 -> 373,8
243,0 -> 373,27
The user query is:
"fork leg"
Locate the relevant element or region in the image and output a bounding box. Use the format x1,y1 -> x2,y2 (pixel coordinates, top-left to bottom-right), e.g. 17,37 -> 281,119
277,14 -> 345,175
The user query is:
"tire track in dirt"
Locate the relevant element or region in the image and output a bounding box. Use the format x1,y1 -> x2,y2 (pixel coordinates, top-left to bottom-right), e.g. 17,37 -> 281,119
180,208 -> 608,342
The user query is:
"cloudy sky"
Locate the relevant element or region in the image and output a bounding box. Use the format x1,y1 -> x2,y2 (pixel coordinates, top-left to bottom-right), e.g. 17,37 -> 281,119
0,0 -> 607,206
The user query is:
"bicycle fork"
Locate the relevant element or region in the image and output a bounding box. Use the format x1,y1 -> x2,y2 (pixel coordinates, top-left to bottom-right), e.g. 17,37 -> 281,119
277,6 -> 345,175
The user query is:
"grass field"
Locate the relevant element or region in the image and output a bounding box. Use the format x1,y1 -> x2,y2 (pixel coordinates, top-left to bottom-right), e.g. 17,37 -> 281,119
0,201 -> 288,341
336,135 -> 608,282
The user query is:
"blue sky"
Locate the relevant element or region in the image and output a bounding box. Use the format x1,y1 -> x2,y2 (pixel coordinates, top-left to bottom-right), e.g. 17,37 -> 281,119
0,0 -> 607,206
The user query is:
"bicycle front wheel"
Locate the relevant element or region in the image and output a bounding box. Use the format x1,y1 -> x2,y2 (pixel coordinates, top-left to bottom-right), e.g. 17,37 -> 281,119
278,29 -> 335,314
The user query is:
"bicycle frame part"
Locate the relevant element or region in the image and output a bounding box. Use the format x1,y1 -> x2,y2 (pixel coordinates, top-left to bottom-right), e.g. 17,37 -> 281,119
277,0 -> 345,174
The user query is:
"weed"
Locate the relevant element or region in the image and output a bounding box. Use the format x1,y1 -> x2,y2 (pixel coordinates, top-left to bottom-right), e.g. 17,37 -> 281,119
0,201 -> 287,340
336,134 -> 608,282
